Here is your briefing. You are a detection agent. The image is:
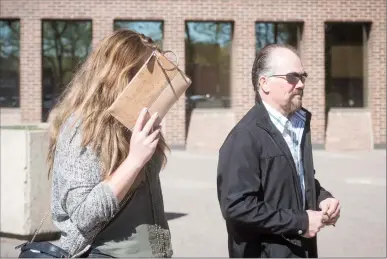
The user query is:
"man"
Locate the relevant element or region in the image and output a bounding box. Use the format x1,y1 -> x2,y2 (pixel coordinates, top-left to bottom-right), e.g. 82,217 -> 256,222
217,44 -> 341,258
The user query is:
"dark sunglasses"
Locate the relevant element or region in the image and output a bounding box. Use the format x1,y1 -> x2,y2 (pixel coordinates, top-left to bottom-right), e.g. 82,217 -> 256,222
269,72 -> 308,85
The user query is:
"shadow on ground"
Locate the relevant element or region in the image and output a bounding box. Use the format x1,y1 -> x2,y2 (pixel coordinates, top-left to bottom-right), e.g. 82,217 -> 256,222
166,212 -> 187,221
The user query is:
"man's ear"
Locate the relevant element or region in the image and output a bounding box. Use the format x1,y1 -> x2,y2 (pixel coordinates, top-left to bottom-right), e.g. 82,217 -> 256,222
259,76 -> 270,93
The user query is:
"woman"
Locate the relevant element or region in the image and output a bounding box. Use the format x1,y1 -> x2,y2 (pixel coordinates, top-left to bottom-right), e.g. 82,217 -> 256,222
48,29 -> 172,258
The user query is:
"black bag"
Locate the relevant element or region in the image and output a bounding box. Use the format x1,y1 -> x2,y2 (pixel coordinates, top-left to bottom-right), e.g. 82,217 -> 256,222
17,242 -> 70,258
17,242 -> 112,258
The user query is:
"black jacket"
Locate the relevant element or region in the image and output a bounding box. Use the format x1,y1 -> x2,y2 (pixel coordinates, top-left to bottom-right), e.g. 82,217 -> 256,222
217,102 -> 333,258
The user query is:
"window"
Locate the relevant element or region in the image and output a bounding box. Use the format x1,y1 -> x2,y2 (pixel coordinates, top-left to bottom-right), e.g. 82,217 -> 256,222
114,20 -> 163,48
325,22 -> 370,110
255,22 -> 302,52
0,20 -> 20,108
42,20 -> 92,121
185,21 -> 233,110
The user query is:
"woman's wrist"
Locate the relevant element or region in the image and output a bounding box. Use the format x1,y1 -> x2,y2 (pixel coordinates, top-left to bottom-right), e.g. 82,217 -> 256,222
104,156 -> 144,201
124,154 -> 146,172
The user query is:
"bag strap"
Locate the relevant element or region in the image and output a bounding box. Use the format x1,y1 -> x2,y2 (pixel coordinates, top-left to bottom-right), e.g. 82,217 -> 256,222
29,209 -> 51,243
26,180 -> 141,257
152,50 -> 179,71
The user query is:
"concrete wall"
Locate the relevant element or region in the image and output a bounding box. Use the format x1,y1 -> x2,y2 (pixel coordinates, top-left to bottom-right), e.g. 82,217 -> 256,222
186,109 -> 236,152
0,109 -> 22,126
325,109 -> 374,151
0,127 -> 58,237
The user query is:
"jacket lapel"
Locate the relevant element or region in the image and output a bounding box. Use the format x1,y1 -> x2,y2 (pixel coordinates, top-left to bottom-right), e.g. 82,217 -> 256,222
254,101 -> 303,208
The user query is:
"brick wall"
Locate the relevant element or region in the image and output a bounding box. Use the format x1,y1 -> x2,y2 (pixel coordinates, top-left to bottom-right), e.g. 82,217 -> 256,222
1,0 -> 385,148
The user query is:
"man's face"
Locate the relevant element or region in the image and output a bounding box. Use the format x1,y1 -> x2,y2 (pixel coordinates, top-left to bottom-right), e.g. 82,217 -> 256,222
261,48 -> 306,114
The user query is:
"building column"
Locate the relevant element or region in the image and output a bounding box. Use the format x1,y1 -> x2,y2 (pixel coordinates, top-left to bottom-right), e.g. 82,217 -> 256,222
162,18 -> 186,149
20,18 -> 41,122
369,19 -> 386,148
231,18 -> 255,121
300,20 -> 325,147
92,17 -> 113,49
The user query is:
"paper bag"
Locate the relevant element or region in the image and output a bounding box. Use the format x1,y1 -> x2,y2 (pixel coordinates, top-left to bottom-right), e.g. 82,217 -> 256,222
108,50 -> 192,130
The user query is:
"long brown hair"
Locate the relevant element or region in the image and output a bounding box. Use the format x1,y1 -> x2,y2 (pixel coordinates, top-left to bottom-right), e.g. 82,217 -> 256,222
47,29 -> 169,177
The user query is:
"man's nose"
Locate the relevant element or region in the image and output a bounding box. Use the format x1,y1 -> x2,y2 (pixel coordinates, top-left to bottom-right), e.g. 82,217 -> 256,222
296,80 -> 305,89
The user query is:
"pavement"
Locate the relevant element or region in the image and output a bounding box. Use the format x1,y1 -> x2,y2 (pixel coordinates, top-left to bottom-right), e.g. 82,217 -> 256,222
1,149 -> 386,257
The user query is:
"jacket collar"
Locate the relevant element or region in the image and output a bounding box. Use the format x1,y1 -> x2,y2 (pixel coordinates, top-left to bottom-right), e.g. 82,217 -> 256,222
254,95 -> 312,133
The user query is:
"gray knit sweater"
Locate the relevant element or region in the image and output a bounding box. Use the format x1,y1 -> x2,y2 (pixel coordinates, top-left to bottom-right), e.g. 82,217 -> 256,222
51,117 -> 172,257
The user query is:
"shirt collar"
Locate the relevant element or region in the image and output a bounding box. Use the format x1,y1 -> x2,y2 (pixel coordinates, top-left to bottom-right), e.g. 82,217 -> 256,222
262,100 -> 290,132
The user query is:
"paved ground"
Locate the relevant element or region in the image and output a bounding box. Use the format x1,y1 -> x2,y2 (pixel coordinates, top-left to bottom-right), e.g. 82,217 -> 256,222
1,150 -> 386,257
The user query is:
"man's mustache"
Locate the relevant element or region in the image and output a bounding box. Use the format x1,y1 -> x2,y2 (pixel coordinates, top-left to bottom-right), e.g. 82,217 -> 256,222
293,91 -> 303,97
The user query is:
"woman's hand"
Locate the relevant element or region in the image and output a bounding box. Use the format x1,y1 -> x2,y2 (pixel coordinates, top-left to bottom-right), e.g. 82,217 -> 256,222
105,107 -> 161,201
127,107 -> 161,169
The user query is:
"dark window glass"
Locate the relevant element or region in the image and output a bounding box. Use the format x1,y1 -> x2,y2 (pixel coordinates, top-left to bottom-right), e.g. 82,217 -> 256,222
114,20 -> 163,48
255,22 -> 302,52
42,20 -> 92,121
0,20 -> 20,107
185,21 -> 233,110
325,22 -> 370,110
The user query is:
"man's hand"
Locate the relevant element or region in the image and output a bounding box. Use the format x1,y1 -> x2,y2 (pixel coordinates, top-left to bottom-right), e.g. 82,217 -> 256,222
319,198 -> 341,226
303,210 -> 329,238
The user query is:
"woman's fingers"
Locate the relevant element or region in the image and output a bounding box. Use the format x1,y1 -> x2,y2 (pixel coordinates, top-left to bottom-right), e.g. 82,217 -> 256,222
145,126 -> 161,145
142,112 -> 160,135
133,107 -> 149,133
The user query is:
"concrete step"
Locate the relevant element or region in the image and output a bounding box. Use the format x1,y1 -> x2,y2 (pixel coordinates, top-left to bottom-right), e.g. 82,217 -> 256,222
186,109 -> 236,152
325,108 -> 373,151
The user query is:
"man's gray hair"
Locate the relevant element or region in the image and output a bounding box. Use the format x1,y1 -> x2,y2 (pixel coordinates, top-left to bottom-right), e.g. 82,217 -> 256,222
251,43 -> 298,102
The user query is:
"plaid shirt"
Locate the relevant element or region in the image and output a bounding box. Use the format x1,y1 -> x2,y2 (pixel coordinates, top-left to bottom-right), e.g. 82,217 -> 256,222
262,101 -> 306,208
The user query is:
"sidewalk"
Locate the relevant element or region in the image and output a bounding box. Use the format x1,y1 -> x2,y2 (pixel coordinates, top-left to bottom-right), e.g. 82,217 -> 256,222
2,150 -> 386,257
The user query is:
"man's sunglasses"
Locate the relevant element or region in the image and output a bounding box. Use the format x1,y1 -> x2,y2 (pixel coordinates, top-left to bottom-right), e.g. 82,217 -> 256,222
268,72 -> 308,85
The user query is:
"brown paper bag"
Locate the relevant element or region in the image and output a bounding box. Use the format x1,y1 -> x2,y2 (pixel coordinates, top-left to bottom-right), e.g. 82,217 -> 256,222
108,50 -> 192,130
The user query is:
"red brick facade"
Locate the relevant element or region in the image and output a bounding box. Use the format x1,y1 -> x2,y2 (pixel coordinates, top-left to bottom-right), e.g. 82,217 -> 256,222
1,0 -> 386,149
